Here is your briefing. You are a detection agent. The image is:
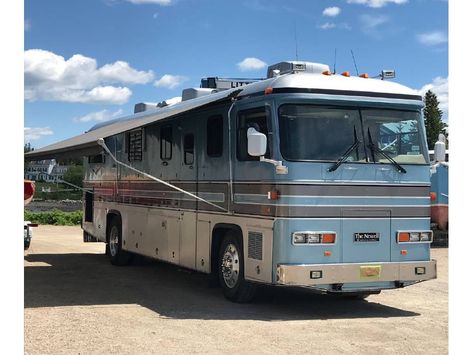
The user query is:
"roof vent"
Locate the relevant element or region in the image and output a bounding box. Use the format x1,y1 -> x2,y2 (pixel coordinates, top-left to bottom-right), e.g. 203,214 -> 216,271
182,88 -> 217,101
267,61 -> 330,78
134,102 -> 158,114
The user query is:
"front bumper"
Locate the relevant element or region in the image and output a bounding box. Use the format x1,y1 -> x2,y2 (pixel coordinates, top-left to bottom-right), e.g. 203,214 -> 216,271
276,260 -> 436,286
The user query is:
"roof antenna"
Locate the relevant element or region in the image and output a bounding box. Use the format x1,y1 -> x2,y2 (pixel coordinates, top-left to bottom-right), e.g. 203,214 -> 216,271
333,48 -> 337,74
294,22 -> 299,61
350,49 -> 359,76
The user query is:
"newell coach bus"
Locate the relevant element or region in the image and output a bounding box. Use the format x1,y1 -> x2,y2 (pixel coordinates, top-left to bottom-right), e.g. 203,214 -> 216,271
26,61 -> 436,302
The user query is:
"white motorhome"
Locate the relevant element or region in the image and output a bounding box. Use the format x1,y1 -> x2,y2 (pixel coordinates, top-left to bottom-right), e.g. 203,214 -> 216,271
26,61 -> 436,302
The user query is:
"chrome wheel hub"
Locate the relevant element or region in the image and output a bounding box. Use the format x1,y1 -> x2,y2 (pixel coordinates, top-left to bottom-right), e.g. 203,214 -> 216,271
221,243 -> 240,289
109,226 -> 119,257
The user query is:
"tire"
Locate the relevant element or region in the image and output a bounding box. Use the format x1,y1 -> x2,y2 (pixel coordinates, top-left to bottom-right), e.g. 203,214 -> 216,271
218,231 -> 256,303
107,216 -> 131,266
24,239 -> 31,250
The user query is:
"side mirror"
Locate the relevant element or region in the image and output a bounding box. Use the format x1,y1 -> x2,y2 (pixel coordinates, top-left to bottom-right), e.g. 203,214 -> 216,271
434,133 -> 446,162
247,127 -> 267,157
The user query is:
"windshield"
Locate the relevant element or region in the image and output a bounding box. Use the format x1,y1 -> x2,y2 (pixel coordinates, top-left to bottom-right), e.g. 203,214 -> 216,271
278,104 -> 428,165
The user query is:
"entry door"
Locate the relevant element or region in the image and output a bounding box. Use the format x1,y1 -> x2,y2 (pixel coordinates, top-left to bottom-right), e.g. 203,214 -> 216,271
341,210 -> 391,263
178,118 -> 198,269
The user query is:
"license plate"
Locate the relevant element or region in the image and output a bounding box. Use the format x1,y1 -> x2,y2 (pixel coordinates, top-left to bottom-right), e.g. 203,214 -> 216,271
360,265 -> 382,279
354,232 -> 380,242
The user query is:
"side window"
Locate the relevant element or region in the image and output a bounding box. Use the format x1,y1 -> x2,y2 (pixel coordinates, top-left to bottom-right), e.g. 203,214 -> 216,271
207,115 -> 223,157
237,107 -> 271,161
160,125 -> 173,160
88,154 -> 105,164
183,133 -> 194,165
127,129 -> 143,161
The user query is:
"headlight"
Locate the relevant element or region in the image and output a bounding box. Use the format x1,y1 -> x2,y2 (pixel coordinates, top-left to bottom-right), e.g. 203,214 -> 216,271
397,231 -> 432,243
292,232 -> 336,245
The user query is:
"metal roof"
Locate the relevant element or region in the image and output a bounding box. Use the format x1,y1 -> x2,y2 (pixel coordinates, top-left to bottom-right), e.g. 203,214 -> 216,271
25,72 -> 421,161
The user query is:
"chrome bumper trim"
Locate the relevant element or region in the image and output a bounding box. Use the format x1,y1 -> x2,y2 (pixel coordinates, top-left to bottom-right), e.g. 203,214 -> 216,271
276,260 -> 436,286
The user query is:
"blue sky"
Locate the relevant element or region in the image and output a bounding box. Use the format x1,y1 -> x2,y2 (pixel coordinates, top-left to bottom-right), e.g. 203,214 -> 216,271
24,0 -> 448,148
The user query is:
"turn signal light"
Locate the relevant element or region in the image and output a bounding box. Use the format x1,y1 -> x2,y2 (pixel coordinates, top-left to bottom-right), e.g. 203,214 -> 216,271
398,232 -> 410,242
430,192 -> 437,201
322,233 -> 336,243
264,87 -> 273,95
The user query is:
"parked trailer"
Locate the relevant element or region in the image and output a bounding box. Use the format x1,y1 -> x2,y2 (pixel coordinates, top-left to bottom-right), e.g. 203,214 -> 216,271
25,61 -> 436,302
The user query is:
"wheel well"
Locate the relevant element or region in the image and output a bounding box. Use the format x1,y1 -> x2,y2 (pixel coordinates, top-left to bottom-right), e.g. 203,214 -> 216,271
106,211 -> 122,242
210,224 -> 243,275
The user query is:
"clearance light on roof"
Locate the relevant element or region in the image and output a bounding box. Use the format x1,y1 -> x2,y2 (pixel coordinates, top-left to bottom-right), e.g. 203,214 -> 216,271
359,73 -> 369,78
322,70 -> 332,76
397,231 -> 433,243
341,71 -> 350,77
292,232 -> 336,245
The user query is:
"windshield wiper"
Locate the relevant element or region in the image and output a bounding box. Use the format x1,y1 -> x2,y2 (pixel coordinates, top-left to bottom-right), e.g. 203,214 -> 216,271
328,127 -> 360,172
367,128 -> 407,174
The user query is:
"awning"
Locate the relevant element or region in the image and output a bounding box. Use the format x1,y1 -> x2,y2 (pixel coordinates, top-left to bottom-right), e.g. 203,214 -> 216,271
25,88 -> 241,161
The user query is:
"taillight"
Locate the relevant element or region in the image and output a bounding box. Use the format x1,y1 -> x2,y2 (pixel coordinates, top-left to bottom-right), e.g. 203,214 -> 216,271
397,231 -> 433,243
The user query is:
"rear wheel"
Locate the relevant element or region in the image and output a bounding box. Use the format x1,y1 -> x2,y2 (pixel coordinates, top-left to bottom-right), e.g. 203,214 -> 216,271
107,217 -> 131,266
218,231 -> 256,303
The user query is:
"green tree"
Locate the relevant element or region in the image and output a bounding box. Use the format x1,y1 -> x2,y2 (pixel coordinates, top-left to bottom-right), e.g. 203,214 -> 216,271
63,164 -> 84,188
423,90 -> 446,149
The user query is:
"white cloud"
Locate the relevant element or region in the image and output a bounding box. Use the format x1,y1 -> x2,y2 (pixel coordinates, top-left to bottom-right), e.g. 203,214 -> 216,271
24,49 -> 153,104
237,57 -> 267,71
125,0 -> 173,5
154,74 -> 188,89
360,14 -> 389,29
24,127 -> 54,141
416,31 -> 448,46
74,109 -> 124,123
319,22 -> 337,30
347,0 -> 408,8
323,7 -> 341,17
417,76 -> 449,114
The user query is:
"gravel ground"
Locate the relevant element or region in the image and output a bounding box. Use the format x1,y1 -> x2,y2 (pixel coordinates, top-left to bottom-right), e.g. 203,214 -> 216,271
24,225 -> 448,355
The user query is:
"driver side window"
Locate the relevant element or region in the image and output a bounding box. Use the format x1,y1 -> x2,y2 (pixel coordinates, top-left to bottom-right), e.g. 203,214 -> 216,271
237,107 -> 271,161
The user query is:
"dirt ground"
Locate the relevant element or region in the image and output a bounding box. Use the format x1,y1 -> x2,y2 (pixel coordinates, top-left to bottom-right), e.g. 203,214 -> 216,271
24,225 -> 448,355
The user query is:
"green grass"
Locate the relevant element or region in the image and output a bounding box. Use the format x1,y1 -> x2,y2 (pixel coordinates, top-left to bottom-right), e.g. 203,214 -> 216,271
24,209 -> 83,225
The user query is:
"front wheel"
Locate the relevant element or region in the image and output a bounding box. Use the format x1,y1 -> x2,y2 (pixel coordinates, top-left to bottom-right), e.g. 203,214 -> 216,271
218,231 -> 256,303
107,217 -> 131,266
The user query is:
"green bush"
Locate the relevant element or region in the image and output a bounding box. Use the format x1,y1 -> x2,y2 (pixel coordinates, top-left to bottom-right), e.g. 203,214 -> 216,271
24,209 -> 83,226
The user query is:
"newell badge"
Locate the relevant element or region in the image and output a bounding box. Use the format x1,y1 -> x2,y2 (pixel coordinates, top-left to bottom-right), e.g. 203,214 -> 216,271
354,232 -> 380,242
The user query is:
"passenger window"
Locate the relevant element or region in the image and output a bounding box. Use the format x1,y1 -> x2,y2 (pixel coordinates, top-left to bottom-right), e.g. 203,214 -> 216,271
237,107 -> 271,161
183,134 -> 194,165
207,115 -> 223,157
160,125 -> 172,160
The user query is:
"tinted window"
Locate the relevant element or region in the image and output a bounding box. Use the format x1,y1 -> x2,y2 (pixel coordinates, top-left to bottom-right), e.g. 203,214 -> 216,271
183,134 -> 194,165
160,125 -> 172,160
207,115 -> 223,157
